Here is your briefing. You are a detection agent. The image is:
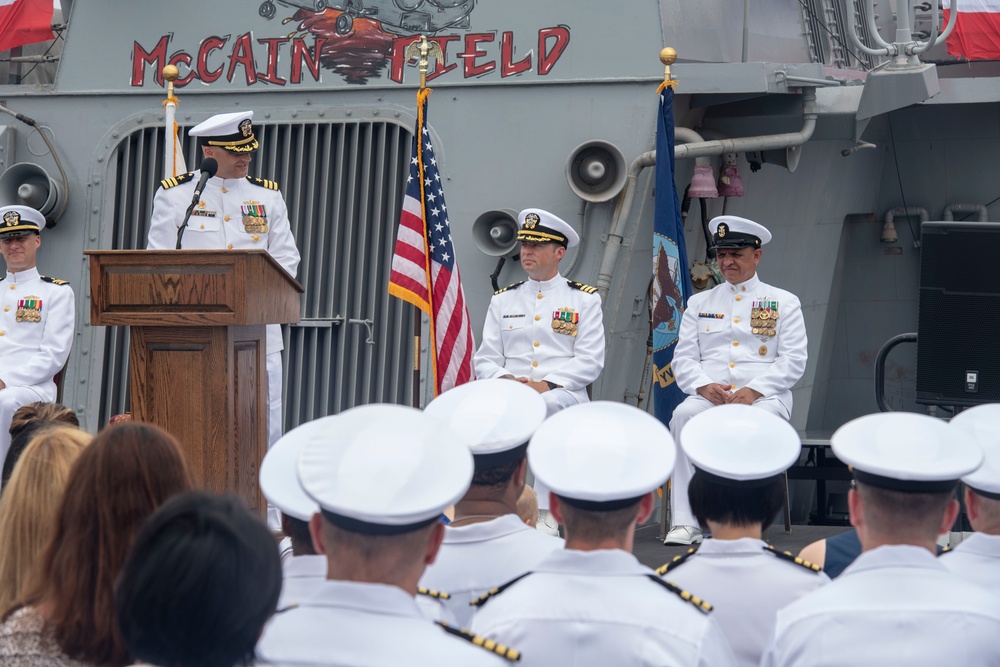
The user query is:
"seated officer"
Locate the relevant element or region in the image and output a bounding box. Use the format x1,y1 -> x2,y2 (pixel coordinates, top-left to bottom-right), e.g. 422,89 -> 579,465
667,215 -> 807,545
0,205 -> 74,472
420,379 -> 562,627
941,403 -> 1000,596
660,405 -> 828,667
255,405 -> 519,666
762,412 -> 1000,666
474,208 -> 605,535
470,401 -> 737,666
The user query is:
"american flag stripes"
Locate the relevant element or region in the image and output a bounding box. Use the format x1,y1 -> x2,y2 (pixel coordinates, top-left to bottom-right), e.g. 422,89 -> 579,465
388,89 -> 475,396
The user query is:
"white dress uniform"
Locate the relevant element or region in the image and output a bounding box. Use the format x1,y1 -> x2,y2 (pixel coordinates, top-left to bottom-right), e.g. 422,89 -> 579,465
470,549 -> 737,666
258,580 -> 515,666
420,514 -> 564,627
761,545 -> 1000,666
940,532 -> 1000,596
147,172 -> 300,448
662,538 -> 829,667
0,266 -> 75,465
276,554 -> 326,610
669,272 -> 807,528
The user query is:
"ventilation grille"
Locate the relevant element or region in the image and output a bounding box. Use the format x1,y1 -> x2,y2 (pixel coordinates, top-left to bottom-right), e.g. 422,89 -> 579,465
98,121 -> 416,430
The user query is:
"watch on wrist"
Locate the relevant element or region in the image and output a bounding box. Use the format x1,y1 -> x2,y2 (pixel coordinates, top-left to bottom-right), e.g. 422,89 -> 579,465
544,380 -> 559,391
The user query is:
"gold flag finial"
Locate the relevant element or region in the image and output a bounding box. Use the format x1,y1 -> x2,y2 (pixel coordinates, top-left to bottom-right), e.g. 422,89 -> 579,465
162,64 -> 180,100
658,47 -> 678,92
404,35 -> 444,90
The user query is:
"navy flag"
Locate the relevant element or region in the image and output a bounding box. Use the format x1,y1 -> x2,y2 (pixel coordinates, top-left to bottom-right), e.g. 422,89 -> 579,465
652,84 -> 693,426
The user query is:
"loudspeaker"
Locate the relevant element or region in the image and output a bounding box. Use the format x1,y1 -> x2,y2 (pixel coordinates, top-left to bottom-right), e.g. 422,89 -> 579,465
565,140 -> 627,203
916,221 -> 1000,406
472,209 -> 519,257
0,163 -> 64,225
746,146 -> 801,173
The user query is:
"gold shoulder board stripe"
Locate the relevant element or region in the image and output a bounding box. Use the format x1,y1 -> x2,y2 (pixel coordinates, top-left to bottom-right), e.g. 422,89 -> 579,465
437,622 -> 521,662
40,276 -> 70,286
567,280 -> 598,294
160,172 -> 195,189
764,545 -> 822,572
646,575 -> 713,613
654,545 -> 699,576
470,571 -> 532,608
248,175 -> 280,190
494,280 -> 525,296
417,586 -> 451,600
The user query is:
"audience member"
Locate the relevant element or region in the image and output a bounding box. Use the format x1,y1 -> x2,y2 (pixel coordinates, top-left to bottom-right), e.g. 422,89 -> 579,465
517,486 -> 538,528
116,491 -> 281,667
0,422 -> 193,666
0,427 -> 90,614
2,402 -> 79,488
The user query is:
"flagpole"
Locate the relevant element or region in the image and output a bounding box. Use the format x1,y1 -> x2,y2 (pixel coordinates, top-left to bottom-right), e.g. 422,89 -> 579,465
162,65 -> 184,179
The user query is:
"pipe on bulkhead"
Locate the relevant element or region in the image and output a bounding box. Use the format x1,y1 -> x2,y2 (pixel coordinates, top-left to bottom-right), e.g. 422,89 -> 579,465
594,89 -> 820,299
942,203 -> 989,222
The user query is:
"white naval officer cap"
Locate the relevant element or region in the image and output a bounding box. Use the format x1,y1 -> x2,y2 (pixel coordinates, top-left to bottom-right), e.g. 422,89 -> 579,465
528,401 -> 675,510
297,405 -> 474,534
517,208 -> 580,249
0,205 -> 45,238
681,404 -> 800,485
424,379 -> 546,464
259,424 -> 319,522
832,412 -> 983,493
709,215 -> 772,249
189,110 -> 259,153
950,404 -> 1000,498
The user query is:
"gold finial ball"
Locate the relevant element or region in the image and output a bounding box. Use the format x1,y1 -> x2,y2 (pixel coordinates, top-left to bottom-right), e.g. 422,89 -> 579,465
660,47 -> 677,66
162,65 -> 180,82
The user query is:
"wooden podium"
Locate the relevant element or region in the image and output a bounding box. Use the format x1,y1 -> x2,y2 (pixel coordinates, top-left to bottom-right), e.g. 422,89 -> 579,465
85,250 -> 303,514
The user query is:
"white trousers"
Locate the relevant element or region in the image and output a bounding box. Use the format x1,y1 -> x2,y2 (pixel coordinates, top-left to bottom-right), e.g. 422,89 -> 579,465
668,395 -> 789,528
267,351 -> 283,530
0,384 -> 51,475
533,388 -> 581,511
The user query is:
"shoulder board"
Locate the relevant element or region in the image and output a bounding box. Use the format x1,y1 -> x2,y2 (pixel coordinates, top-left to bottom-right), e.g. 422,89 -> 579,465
247,175 -> 280,190
764,545 -> 822,573
646,575 -> 713,614
494,280 -> 524,295
417,586 -> 451,600
273,604 -> 298,614
40,276 -> 70,286
567,280 -> 598,294
160,172 -> 195,189
654,545 -> 700,576
437,622 -> 521,662
469,571 -> 531,609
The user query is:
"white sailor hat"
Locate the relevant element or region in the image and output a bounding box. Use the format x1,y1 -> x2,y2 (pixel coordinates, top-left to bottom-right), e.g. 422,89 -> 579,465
0,205 -> 45,238
297,405 -> 474,534
528,401 -> 675,509
517,208 -> 580,248
259,424 -> 319,522
424,379 -> 546,464
189,110 -> 259,153
709,215 -> 771,249
681,404 -> 800,485
950,404 -> 1000,498
832,412 -> 983,493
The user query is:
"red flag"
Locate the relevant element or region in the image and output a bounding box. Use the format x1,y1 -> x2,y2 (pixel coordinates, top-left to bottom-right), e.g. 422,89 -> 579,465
388,88 -> 475,395
0,0 -> 54,53
945,0 -> 1000,60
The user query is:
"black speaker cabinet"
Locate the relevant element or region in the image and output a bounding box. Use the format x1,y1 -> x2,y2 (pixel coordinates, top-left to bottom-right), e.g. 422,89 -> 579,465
917,221 -> 1000,407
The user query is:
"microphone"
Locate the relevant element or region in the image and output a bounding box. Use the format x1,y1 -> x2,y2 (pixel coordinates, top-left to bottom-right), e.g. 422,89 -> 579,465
175,158 -> 219,249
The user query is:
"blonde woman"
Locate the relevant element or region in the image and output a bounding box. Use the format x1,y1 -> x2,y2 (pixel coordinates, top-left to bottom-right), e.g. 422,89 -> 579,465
0,427 -> 91,615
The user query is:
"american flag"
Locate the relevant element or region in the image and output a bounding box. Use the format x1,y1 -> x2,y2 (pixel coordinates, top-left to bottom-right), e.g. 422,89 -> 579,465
388,90 -> 475,395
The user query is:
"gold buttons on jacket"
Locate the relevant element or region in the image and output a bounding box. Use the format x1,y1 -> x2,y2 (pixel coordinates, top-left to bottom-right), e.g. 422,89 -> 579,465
2,306 -> 7,312
735,295 -> 742,302
224,215 -> 231,222
221,187 -> 228,193
200,224 -> 205,229
9,284 -> 14,290
532,361 -> 539,367
733,317 -> 740,323
0,331 -> 5,336
534,315 -> 541,321
733,340 -> 739,347
536,293 -> 543,300
227,244 -> 233,249
533,342 -> 540,347
251,234 -> 260,242
729,362 -> 735,368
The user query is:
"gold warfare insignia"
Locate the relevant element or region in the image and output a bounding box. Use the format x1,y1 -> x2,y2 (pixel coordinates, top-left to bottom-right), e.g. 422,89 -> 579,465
524,212 -> 540,230
552,307 -> 578,336
239,118 -> 253,137
750,300 -> 779,340
759,345 -> 768,356
16,296 -> 42,323
718,223 -> 727,237
240,201 -> 269,234
196,200 -> 207,209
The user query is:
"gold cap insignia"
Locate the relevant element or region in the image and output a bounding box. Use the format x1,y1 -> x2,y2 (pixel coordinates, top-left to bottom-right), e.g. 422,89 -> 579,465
3,211 -> 19,226
524,212 -> 540,229
239,118 -> 253,137
718,223 -> 727,237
